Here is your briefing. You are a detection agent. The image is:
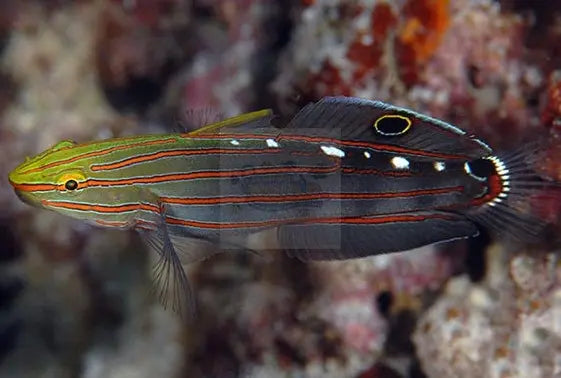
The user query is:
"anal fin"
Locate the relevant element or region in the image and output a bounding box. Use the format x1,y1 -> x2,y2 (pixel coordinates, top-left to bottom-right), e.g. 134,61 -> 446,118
279,211 -> 478,261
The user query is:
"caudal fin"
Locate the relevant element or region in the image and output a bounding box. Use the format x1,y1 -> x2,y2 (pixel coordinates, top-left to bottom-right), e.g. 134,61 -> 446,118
466,140 -> 560,243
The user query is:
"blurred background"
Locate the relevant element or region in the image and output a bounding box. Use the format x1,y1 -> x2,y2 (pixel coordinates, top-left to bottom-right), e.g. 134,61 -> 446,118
2,0 -> 561,377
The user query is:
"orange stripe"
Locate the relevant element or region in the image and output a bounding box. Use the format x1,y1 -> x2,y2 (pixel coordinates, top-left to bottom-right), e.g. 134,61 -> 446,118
160,186 -> 464,205
11,183 -> 58,192
83,165 -> 340,188
165,213 -> 455,229
189,133 -> 468,160
21,138 -> 177,174
13,165 -> 340,192
42,200 -> 160,214
90,147 -> 281,171
12,165 -> 415,193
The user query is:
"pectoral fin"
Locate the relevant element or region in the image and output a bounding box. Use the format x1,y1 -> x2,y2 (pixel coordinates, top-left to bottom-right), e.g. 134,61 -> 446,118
137,209 -> 201,320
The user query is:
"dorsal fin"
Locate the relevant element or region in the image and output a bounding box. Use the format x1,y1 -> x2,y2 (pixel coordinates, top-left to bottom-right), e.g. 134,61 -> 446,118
49,140 -> 77,151
285,97 -> 491,159
188,109 -> 273,135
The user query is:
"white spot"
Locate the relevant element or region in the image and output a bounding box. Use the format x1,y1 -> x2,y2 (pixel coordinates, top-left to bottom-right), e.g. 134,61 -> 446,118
434,161 -> 446,172
391,156 -> 410,170
266,138 -> 279,148
363,151 -> 371,159
230,139 -> 240,146
320,145 -> 345,158
464,162 -> 475,177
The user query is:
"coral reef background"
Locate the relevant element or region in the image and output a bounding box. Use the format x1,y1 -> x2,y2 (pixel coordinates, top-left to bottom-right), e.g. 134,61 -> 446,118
1,1 -> 561,377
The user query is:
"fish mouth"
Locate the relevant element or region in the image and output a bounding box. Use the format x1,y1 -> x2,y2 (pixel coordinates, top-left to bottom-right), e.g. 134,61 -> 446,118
14,190 -> 33,205
12,188 -> 43,208
15,190 -> 28,203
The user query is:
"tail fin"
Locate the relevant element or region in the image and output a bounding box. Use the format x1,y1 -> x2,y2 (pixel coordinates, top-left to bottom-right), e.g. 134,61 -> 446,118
466,140 -> 561,243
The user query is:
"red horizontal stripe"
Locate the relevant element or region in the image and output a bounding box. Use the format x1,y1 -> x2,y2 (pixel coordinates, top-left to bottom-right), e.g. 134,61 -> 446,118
187,133 -> 469,160
42,200 -> 160,214
11,182 -> 59,192
165,213 -> 455,229
160,186 -> 464,205
14,166 -> 340,192
83,165 -> 340,188
21,138 -> 178,174
90,147 -> 282,171
13,164 -> 418,193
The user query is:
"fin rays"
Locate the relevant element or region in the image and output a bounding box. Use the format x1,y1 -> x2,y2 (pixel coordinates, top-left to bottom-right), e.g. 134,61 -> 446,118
467,143 -> 557,242
138,209 -> 196,320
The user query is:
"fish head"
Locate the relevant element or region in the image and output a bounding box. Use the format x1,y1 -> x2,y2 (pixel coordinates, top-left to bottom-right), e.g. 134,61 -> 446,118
9,139 -> 136,227
9,140 -> 82,205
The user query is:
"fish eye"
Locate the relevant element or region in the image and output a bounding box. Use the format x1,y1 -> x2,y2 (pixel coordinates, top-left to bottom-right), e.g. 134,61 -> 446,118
374,114 -> 412,136
65,179 -> 78,191
57,171 -> 86,191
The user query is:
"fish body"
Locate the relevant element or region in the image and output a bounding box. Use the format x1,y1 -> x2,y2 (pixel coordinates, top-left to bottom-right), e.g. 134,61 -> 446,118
8,97 -> 551,315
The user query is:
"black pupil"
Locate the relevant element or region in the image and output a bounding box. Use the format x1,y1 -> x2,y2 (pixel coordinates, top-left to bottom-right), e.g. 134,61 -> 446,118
65,180 -> 78,190
377,116 -> 409,134
467,158 -> 496,179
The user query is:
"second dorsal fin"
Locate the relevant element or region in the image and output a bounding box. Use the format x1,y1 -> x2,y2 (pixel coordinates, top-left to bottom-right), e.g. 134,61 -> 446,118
285,97 -> 491,159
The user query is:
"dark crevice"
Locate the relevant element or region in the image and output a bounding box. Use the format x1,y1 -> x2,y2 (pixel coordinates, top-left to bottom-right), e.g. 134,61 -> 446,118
376,290 -> 393,318
0,222 -> 23,363
251,0 -> 296,112
466,228 -> 490,282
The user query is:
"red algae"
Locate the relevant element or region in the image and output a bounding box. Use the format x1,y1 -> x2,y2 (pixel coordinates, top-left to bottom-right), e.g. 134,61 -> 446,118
346,3 -> 396,83
542,71 -> 561,129
371,3 -> 397,41
397,0 -> 451,86
95,0 -> 190,112
400,0 -> 450,63
347,34 -> 383,82
274,0 -> 456,102
306,61 -> 352,97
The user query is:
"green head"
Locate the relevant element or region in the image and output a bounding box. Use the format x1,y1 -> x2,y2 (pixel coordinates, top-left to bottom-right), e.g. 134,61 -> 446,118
10,140 -> 87,204
9,138 -> 153,228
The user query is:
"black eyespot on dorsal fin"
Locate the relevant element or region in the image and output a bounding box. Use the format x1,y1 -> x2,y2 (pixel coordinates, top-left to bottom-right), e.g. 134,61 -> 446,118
374,114 -> 412,136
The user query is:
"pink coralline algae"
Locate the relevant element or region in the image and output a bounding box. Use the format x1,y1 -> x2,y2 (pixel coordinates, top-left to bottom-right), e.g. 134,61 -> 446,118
96,0 -> 191,113
414,244 -> 561,378
274,0 -> 454,101
177,0 -> 285,124
185,245 -> 461,377
274,0 -> 545,148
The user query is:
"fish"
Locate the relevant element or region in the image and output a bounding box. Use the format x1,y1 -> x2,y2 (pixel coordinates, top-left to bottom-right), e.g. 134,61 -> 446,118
8,96 -> 555,317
